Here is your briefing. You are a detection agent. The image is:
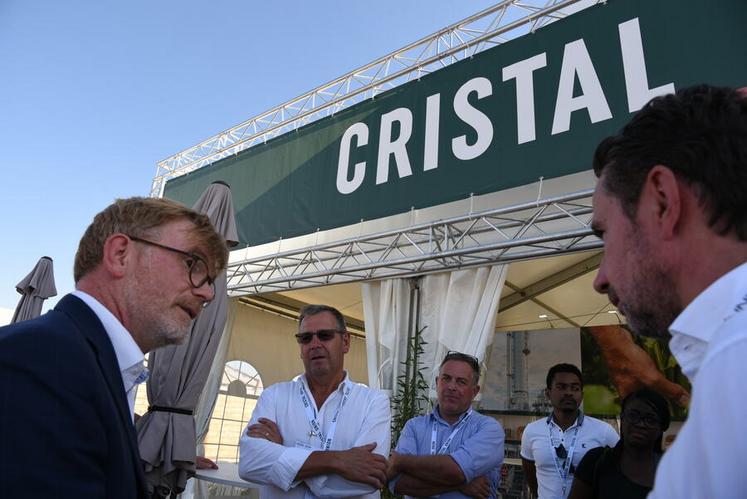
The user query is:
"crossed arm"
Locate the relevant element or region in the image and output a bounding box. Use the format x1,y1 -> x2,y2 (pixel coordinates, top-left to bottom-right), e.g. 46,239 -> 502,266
239,387 -> 391,497
389,452 -> 493,498
388,417 -> 504,499
246,417 -> 387,487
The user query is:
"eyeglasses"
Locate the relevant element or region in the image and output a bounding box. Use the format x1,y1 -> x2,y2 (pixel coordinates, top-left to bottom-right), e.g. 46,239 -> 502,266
128,235 -> 215,293
295,329 -> 345,344
623,410 -> 661,428
555,443 -> 567,459
443,351 -> 480,372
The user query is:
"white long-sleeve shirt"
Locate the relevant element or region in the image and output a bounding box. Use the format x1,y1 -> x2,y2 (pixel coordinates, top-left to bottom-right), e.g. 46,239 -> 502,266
649,262 -> 747,499
239,372 -> 391,499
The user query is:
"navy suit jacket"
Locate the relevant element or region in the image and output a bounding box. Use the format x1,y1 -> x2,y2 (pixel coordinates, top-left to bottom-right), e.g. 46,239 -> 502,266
0,294 -> 148,498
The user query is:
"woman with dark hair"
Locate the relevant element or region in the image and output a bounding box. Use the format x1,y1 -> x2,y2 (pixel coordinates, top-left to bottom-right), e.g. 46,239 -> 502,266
567,388 -> 670,499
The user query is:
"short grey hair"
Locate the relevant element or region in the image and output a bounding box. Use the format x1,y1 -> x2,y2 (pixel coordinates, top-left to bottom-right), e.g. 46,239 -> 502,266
298,304 -> 346,331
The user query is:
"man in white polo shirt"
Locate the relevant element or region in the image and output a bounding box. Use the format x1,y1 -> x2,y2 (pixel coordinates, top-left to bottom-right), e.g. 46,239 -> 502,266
239,304 -> 391,498
521,363 -> 618,499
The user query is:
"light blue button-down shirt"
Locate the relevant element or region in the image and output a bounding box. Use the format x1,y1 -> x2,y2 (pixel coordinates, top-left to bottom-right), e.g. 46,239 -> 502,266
391,406 -> 505,498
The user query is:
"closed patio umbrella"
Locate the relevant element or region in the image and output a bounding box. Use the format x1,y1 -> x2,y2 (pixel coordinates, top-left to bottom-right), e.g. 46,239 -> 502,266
136,181 -> 238,498
11,256 -> 57,324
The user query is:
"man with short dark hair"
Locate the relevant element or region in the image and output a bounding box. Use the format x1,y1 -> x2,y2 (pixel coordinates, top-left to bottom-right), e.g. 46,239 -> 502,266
239,304 -> 391,498
521,364 -> 618,499
0,197 -> 229,499
387,351 -> 505,499
591,84 -> 747,497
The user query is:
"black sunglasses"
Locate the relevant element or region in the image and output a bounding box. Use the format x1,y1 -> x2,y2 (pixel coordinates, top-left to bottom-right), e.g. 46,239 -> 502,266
127,235 -> 215,292
555,443 -> 567,459
295,329 -> 345,344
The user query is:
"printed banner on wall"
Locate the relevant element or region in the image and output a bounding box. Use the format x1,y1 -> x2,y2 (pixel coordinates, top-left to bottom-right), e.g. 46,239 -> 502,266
481,328 -> 582,413
581,326 -> 690,419
481,326 -> 689,420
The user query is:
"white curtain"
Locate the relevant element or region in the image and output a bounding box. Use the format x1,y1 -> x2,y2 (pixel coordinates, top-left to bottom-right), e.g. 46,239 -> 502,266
361,265 -> 507,400
361,279 -> 413,393
419,265 -> 508,395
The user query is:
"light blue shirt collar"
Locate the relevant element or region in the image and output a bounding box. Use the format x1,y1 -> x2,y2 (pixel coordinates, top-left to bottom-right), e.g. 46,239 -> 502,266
431,405 -> 472,426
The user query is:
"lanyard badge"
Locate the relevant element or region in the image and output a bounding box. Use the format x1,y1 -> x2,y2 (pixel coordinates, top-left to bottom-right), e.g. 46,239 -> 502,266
547,422 -> 580,496
298,380 -> 351,451
430,409 -> 472,455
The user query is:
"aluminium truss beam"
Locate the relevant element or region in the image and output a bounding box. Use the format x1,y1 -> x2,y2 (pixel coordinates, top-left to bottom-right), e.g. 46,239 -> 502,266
226,189 -> 601,295
151,0 -> 596,197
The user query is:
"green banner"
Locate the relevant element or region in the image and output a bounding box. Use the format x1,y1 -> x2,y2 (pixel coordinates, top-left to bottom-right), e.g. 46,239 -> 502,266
165,0 -> 747,246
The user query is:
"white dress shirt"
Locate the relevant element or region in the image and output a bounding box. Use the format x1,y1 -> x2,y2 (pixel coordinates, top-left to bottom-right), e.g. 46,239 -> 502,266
239,372 -> 391,499
521,413 -> 619,499
71,290 -> 147,421
649,261 -> 747,499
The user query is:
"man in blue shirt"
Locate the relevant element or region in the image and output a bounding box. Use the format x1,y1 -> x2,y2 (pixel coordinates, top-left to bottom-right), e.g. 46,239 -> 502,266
387,351 -> 505,498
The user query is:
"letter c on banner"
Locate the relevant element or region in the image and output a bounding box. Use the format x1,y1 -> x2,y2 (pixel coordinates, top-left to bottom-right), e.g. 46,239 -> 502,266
336,122 -> 369,195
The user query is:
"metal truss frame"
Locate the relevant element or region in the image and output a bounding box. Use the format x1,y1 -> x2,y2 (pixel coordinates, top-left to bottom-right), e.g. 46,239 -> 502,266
226,189 -> 601,295
151,0 -> 596,197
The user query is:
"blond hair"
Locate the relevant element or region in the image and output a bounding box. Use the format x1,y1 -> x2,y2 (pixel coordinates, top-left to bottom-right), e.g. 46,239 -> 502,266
74,197 -> 229,282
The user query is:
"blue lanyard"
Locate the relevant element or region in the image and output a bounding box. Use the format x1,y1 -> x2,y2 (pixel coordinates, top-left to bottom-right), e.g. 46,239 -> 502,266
430,409 -> 472,455
547,421 -> 580,496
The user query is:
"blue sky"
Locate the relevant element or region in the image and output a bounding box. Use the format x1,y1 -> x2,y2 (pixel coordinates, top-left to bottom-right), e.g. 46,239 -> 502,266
0,0 -> 499,315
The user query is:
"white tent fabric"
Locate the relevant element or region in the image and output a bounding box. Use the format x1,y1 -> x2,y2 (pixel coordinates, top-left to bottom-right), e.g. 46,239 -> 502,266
420,265 -> 508,393
362,266 -> 507,403
360,278 -> 412,392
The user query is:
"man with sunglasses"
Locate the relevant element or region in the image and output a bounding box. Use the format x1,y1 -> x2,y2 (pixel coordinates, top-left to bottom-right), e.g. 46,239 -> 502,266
520,364 -> 618,499
386,351 -> 505,499
239,304 -> 391,499
0,197 -> 228,499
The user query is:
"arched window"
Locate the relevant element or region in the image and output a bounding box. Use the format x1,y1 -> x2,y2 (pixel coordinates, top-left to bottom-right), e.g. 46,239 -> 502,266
133,359 -> 264,463
202,360 -> 264,463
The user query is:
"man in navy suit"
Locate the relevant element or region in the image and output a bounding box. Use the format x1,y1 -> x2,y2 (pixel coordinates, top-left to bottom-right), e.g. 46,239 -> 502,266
0,197 -> 228,499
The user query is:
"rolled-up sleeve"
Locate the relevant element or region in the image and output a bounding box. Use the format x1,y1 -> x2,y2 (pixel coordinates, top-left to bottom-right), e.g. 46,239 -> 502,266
304,389 -> 392,497
238,387 -> 313,491
450,417 -> 504,483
